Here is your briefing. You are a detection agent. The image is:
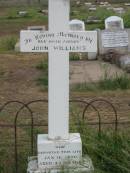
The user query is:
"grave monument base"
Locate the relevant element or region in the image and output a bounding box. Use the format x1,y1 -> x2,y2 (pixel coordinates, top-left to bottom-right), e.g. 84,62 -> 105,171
27,133 -> 94,173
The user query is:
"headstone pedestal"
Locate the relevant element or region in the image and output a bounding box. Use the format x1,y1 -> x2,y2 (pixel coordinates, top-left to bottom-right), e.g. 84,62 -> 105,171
38,133 -> 82,170
27,134 -> 94,172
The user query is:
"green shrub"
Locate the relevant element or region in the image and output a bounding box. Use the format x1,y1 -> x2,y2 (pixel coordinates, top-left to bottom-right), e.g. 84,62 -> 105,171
123,11 -> 130,28
36,60 -> 48,71
70,53 -> 80,61
70,114 -> 130,173
92,7 -> 115,21
82,129 -> 130,173
7,8 -> 18,19
0,36 -> 17,52
36,60 -> 48,89
69,109 -> 130,173
99,73 -> 130,90
37,76 -> 48,86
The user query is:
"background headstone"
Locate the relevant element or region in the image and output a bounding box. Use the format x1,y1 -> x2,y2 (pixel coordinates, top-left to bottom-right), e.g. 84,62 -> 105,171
18,11 -> 28,17
40,9 -> 48,15
15,25 -> 46,52
89,7 -> 96,11
124,3 -> 130,6
98,16 -> 129,57
69,19 -> 85,60
84,2 -> 92,7
99,1 -> 111,8
86,16 -> 102,24
105,16 -> 124,30
76,1 -> 80,5
69,19 -> 97,61
69,19 -> 85,31
27,25 -> 46,30
113,8 -> 125,15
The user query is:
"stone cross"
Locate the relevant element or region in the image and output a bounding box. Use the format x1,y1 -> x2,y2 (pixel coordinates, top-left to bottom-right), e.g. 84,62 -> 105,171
48,0 -> 69,140
20,0 -> 97,141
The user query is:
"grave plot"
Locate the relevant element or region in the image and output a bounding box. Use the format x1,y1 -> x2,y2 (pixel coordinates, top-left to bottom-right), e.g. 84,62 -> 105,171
0,1 -> 130,173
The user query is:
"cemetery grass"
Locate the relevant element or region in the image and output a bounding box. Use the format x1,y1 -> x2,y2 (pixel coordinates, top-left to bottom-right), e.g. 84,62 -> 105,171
0,6 -> 48,43
1,5 -> 130,53
71,121 -> 130,173
71,5 -> 130,30
0,54 -> 130,172
1,4 -> 130,43
0,54 -> 130,173
36,60 -> 130,91
73,74 -> 130,91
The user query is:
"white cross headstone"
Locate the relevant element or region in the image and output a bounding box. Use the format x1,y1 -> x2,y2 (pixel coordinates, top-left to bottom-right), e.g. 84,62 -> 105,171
20,0 -> 97,172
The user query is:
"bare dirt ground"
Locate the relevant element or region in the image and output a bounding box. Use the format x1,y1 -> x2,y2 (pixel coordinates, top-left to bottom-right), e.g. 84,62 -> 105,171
0,53 -> 130,126
0,54 -> 125,101
0,53 -> 48,103
70,61 -> 124,84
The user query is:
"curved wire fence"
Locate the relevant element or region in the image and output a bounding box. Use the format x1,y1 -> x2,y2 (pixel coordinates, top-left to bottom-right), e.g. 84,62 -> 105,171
0,98 -> 129,173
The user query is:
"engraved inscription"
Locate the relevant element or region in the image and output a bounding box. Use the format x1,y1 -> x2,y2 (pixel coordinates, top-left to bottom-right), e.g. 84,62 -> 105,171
38,144 -> 82,168
102,30 -> 128,48
20,31 -> 97,52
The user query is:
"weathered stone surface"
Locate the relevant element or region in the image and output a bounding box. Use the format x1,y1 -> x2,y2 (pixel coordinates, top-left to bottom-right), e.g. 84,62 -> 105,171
88,52 -> 97,60
98,30 -> 129,55
27,155 -> 94,173
37,133 -> 82,170
119,55 -> 130,72
106,7 -> 113,10
27,133 -> 94,173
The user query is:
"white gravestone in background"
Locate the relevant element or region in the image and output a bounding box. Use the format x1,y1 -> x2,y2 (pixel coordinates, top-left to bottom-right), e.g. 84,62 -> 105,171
69,19 -> 85,60
69,19 -> 85,31
69,19 -> 97,60
105,16 -> 124,30
99,16 -> 128,55
20,0 -> 97,172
